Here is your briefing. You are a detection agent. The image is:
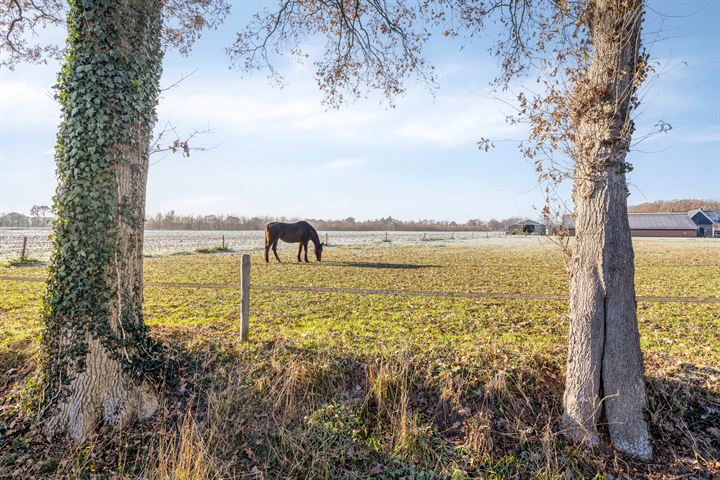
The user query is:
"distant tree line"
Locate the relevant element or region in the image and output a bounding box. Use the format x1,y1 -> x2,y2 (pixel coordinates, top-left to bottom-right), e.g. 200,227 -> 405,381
0,206 -> 52,227
628,199 -> 720,213
144,211 -> 524,232
12,200 -> 720,230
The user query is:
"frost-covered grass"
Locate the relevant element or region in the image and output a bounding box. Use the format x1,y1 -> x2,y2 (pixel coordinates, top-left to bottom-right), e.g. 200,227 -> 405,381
1,239 -> 718,478
0,228 -> 506,260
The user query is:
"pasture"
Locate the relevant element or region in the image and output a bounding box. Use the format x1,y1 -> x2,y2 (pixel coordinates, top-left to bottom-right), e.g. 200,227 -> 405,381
1,237 -> 718,478
0,229 -> 501,261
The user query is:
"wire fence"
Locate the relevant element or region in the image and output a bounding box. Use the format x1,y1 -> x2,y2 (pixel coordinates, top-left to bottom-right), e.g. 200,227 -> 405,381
2,275 -> 718,304
0,234 -> 48,260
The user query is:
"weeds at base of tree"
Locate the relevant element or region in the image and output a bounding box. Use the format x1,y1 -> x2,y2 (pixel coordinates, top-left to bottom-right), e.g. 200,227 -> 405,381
3,333 -> 717,479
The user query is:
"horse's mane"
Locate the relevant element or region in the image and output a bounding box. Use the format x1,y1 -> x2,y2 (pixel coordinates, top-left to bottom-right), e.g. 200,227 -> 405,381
305,222 -> 320,246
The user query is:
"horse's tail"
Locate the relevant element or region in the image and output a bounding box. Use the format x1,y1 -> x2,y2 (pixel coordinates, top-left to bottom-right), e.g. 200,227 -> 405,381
264,225 -> 271,246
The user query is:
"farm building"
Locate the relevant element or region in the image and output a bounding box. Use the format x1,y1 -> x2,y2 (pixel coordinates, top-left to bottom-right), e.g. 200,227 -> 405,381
507,219 -> 546,235
563,213 -> 699,237
688,209 -> 720,237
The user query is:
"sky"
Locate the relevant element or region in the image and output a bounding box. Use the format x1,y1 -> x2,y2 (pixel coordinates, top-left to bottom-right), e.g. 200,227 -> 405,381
1,0 -> 718,223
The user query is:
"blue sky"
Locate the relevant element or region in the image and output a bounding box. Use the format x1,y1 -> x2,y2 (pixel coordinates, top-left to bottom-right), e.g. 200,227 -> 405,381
1,0 -> 718,222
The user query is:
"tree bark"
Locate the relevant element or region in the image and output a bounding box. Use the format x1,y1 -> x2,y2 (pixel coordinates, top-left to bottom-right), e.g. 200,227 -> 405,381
563,0 -> 652,460
42,0 -> 163,441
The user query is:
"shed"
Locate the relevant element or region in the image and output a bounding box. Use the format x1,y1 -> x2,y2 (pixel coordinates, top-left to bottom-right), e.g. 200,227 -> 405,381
688,209 -> 720,237
507,219 -> 546,235
563,213 -> 698,237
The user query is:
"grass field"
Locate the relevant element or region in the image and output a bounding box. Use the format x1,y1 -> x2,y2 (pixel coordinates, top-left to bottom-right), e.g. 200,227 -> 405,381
1,238 -> 718,478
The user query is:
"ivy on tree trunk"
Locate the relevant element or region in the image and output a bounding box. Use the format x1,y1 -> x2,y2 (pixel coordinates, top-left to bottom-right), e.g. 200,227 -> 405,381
41,0 -> 164,441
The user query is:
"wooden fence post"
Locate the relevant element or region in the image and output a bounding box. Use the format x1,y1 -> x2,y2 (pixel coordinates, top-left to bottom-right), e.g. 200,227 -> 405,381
240,254 -> 250,342
21,237 -> 28,259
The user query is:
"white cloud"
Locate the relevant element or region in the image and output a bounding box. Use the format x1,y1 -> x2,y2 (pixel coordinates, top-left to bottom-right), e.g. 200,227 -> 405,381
680,125 -> 720,143
395,93 -> 521,148
322,157 -> 366,170
0,80 -> 60,128
154,73 -> 521,152
169,195 -> 229,210
156,78 -> 386,146
635,123 -> 720,145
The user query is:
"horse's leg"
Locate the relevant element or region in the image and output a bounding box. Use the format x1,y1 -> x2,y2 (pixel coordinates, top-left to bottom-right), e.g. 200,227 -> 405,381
303,241 -> 309,263
297,243 -> 303,263
265,230 -> 276,263
272,240 -> 281,262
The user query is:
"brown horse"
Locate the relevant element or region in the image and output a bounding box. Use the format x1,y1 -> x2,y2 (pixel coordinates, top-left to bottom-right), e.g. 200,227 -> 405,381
265,221 -> 324,263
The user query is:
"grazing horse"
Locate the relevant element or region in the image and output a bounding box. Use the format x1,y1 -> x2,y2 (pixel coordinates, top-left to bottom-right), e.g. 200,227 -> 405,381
265,221 -> 324,263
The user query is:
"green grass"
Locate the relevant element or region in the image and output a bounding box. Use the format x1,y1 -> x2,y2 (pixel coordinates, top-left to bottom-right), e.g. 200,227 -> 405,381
1,238 -> 719,478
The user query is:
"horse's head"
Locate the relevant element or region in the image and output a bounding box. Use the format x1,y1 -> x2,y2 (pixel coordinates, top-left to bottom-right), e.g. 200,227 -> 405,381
315,242 -> 324,261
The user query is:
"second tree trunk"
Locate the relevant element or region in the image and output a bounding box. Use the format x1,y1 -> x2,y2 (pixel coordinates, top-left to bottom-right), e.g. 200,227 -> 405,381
562,0 -> 652,460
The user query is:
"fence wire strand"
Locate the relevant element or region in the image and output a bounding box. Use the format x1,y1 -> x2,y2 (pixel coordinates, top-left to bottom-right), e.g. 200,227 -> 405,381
1,275 -> 717,304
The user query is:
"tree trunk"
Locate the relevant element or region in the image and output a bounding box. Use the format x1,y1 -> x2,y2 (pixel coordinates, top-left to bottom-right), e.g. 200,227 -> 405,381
562,0 -> 652,460
42,0 -> 163,441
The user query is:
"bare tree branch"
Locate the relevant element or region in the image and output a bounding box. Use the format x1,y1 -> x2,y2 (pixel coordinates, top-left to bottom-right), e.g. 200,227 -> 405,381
1,0 -> 231,68
0,0 -> 65,68
228,0 -> 436,107
160,67 -> 198,91
150,121 -> 217,166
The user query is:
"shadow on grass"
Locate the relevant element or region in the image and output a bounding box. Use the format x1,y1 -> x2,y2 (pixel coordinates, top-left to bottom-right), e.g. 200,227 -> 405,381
321,261 -> 441,269
4,257 -> 46,267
